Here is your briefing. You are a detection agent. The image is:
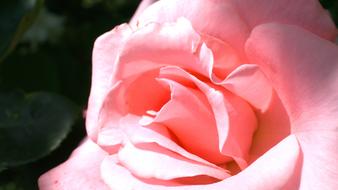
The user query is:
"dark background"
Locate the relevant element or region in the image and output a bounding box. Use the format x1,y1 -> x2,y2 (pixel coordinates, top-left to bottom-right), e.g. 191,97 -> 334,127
0,0 -> 337,189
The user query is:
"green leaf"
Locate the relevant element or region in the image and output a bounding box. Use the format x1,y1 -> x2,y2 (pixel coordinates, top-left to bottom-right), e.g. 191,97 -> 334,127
0,182 -> 22,190
0,91 -> 80,170
0,0 -> 44,62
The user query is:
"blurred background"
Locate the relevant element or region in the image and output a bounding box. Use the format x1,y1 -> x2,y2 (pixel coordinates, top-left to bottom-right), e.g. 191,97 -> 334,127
0,0 -> 337,189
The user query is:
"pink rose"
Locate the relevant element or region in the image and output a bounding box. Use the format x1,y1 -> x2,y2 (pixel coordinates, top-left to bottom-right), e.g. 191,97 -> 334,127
39,0 -> 338,189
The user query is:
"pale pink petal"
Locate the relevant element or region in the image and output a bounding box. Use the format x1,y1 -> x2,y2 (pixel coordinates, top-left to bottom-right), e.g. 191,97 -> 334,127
114,18 -> 211,81
38,139 -> 109,190
101,135 -> 301,190
217,88 -> 257,169
212,134 -> 302,189
232,0 -> 337,41
137,0 -> 250,52
246,24 -> 338,188
214,64 -> 291,161
98,114 -> 227,171
245,23 -> 338,132
93,81 -> 128,145
137,0 -> 336,53
221,64 -> 273,111
86,24 -> 132,141
296,130 -> 338,189
95,76 -> 231,170
101,155 -> 180,190
117,142 -> 229,180
202,34 -> 245,80
159,66 -> 257,169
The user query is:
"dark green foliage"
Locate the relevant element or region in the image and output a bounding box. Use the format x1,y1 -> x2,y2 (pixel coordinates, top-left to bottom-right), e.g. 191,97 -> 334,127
0,91 -> 80,170
0,0 -> 43,62
0,0 -> 139,189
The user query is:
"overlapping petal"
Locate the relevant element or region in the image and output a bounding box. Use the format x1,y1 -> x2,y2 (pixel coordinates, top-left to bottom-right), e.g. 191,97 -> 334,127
100,134 -> 301,190
97,114 -> 228,171
86,24 -> 132,140
148,78 -> 226,164
137,0 -> 250,52
246,23 -> 338,188
159,66 -> 257,169
245,23 -> 338,132
230,0 -> 337,40
114,18 -> 210,81
221,64 -> 273,111
248,92 -> 291,162
117,142 -> 229,180
136,0 -> 336,53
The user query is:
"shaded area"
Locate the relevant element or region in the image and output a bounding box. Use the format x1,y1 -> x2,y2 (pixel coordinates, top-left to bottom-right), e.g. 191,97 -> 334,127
0,0 -> 139,189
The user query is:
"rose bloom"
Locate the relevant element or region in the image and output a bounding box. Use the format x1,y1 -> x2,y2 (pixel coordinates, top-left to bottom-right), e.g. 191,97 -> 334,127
39,0 -> 338,189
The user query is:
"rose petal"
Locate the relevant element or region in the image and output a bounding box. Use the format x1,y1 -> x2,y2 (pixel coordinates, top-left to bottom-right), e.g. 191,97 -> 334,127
221,64 -> 273,111
87,24 -> 132,140
116,71 -> 171,115
153,78 -> 231,164
249,92 -> 291,162
101,155 -> 180,190
101,134 -> 301,190
246,24 -> 338,188
296,130 -> 338,189
159,66 -> 257,169
98,114 -> 227,170
114,18 -> 210,81
213,63 -> 291,161
202,34 -> 245,80
245,23 -> 338,132
96,70 -> 170,134
96,79 -> 230,170
213,134 -> 302,189
231,0 -> 337,40
117,142 -> 229,180
137,0 -> 336,53
38,139 -> 109,190
137,0 -> 250,53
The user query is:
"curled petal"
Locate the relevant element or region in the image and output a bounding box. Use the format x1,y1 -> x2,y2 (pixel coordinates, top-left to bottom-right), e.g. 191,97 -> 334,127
117,142 -> 229,180
87,24 -> 132,140
101,135 -> 301,190
98,114 -> 226,170
150,78 -> 229,164
221,64 -> 273,111
115,18 -> 209,81
159,66 -> 257,169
